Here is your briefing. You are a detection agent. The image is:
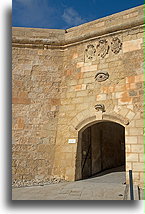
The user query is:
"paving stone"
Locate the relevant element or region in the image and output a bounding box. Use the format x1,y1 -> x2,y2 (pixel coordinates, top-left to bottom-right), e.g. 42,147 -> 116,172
12,167 -> 127,200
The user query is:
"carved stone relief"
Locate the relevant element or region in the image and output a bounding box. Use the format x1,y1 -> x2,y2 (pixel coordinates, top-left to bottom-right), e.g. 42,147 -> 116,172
96,39 -> 109,58
84,37 -> 122,62
111,37 -> 122,54
84,44 -> 96,62
94,104 -> 105,112
95,71 -> 109,82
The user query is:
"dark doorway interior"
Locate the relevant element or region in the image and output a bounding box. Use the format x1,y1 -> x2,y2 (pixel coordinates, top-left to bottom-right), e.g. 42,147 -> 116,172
75,121 -> 125,180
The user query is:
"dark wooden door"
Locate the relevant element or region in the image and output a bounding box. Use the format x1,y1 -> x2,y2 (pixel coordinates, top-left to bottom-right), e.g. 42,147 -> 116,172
81,127 -> 92,179
81,122 -> 125,179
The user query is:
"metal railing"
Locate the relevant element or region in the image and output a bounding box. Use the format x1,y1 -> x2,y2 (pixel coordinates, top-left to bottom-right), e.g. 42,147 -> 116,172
129,170 -> 134,200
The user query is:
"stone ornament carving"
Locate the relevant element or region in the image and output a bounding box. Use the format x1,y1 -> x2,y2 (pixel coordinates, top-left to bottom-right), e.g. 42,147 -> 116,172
85,44 -> 96,62
111,37 -> 122,54
84,38 -> 122,61
95,71 -> 109,82
94,104 -> 105,112
96,39 -> 109,58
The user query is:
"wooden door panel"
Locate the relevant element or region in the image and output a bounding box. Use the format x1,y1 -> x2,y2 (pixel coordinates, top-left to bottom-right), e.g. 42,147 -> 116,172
82,127 -> 92,179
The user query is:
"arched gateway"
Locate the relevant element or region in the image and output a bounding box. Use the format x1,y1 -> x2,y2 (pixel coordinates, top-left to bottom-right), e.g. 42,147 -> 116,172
75,121 -> 125,180
12,5 -> 144,189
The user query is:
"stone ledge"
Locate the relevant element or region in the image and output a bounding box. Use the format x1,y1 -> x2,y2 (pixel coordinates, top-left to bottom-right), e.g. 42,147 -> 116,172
12,5 -> 144,49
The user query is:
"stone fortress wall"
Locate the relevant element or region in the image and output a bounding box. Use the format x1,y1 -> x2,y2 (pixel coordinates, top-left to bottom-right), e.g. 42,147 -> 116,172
12,5 -> 144,187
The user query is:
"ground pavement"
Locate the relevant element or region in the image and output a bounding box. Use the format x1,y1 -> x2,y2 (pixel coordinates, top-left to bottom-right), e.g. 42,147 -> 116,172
12,166 -> 129,200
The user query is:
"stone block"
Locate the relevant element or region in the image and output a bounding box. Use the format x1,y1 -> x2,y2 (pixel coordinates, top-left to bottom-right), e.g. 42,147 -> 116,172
126,153 -> 138,162
72,52 -> 78,59
113,105 -> 121,113
135,119 -> 144,128
135,74 -> 144,83
125,145 -> 131,152
51,98 -> 60,105
129,83 -> 136,90
76,90 -> 88,97
95,21 -> 105,28
76,62 -> 84,68
136,82 -> 142,89
60,104 -> 76,111
132,172 -> 140,181
66,92 -> 76,98
139,90 -> 144,95
71,97 -> 84,104
139,154 -> 144,162
127,105 -> 134,111
123,38 -> 143,53
118,106 -> 129,117
137,136 -> 143,144
139,172 -> 144,181
81,65 -> 97,72
129,90 -> 137,96
76,72 -> 84,80
51,106 -> 57,111
75,85 -> 82,91
118,92 -> 132,105
132,163 -> 144,172
98,62 -> 108,69
69,80 -> 78,86
114,84 -> 126,92
76,103 -> 89,111
75,84 -> 86,91
129,127 -> 143,135
12,97 -> 31,104
65,167 -> 75,181
126,111 -> 135,120
126,162 -> 132,171
123,12 -> 138,19
77,79 -> 84,84
115,92 -> 123,99
126,76 -> 135,84
85,96 -> 95,103
133,98 -> 141,105
84,77 -> 93,84
96,94 -> 107,101
83,71 -> 95,78
131,145 -> 144,153
127,120 -> 135,127
126,136 -> 137,144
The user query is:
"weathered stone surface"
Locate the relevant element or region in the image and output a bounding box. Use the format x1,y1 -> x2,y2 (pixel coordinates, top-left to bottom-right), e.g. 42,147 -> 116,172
123,38 -> 143,53
12,4 -> 144,189
126,153 -> 138,162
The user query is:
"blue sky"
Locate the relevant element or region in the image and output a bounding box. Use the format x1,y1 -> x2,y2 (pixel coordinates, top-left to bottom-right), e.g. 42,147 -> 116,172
12,0 -> 143,29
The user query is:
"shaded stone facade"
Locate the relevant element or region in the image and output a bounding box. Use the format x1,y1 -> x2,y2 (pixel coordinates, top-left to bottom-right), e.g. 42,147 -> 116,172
12,5 -> 144,188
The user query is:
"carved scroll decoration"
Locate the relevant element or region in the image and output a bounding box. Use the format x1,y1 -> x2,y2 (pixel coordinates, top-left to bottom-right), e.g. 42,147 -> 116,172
94,104 -> 105,112
96,39 -> 109,58
84,37 -> 122,61
85,44 -> 96,62
111,37 -> 122,54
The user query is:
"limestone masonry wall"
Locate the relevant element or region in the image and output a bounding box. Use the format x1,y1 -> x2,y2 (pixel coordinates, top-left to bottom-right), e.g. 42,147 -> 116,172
12,5 -> 144,188
12,29 -> 65,186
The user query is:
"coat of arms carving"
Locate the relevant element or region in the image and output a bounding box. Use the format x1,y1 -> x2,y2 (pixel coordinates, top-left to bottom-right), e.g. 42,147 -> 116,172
111,37 -> 122,54
85,44 -> 96,62
97,39 -> 109,58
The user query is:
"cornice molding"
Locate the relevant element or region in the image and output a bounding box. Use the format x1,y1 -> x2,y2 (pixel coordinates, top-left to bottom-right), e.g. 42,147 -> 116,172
12,17 -> 144,49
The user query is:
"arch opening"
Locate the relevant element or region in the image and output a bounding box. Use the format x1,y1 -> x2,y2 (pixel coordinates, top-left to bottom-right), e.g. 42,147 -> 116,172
75,120 -> 126,181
